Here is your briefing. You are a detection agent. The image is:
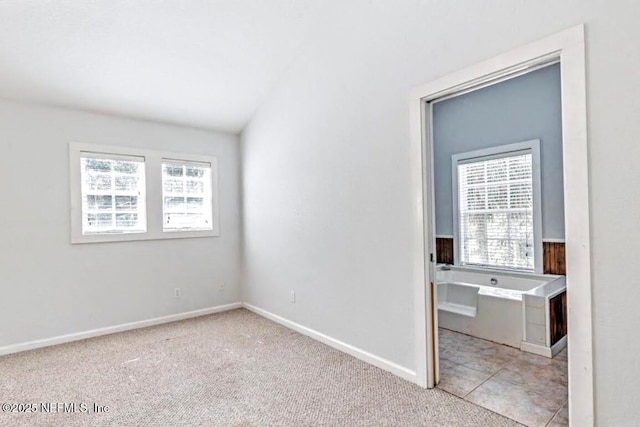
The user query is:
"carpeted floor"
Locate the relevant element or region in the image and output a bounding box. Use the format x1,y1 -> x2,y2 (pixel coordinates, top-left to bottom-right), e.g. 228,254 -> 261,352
0,309 -> 520,426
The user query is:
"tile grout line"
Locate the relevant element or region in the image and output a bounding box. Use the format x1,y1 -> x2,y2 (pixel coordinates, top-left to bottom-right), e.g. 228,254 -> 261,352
544,398 -> 568,427
434,385 -> 524,426
462,365 -> 505,399
461,365 -> 531,427
462,361 -> 567,427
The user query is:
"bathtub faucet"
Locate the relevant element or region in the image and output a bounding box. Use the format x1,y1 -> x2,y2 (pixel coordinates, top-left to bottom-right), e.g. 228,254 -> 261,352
490,277 -> 498,286
441,264 -> 452,271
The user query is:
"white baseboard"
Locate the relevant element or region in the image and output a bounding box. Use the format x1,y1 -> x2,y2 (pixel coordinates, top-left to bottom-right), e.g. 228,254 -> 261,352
551,335 -> 568,356
520,335 -> 567,358
242,303 -> 417,383
2,301 -> 418,386
520,341 -> 552,357
0,302 -> 242,357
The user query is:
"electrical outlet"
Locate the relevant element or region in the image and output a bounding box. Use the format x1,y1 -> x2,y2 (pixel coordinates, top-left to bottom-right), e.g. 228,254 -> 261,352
289,290 -> 296,303
219,282 -> 226,292
174,288 -> 181,298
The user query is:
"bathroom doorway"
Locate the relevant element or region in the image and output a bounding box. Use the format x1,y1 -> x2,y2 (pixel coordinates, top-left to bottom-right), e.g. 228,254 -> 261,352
430,61 -> 568,426
411,26 -> 593,425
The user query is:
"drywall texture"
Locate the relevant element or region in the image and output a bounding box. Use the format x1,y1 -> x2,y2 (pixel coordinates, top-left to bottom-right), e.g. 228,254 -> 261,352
0,100 -> 242,348
241,1 -> 640,424
433,63 -> 564,240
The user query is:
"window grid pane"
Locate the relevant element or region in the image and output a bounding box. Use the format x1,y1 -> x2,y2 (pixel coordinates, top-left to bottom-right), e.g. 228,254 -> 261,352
162,162 -> 213,231
80,157 -> 146,234
458,153 -> 534,270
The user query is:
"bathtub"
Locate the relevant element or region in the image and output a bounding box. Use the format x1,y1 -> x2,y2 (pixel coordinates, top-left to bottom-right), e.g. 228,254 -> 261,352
436,265 -> 566,353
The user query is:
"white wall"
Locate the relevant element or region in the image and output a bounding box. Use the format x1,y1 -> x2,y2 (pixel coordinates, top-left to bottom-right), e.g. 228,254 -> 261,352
241,1 -> 640,424
0,100 -> 242,348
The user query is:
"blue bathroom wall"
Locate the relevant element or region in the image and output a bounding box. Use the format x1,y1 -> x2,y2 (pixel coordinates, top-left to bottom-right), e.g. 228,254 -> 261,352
433,63 -> 565,240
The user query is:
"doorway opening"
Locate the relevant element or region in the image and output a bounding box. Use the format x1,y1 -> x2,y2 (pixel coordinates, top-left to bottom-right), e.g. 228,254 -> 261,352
410,25 -> 593,427
431,62 -> 567,427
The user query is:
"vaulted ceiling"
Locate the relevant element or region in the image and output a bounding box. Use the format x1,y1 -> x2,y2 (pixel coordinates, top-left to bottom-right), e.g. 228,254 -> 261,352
0,1 -> 333,133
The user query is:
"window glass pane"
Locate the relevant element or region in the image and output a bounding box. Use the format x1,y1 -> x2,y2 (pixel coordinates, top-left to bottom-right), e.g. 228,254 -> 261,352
115,195 -> 138,211
510,182 -> 532,208
457,151 -> 534,271
164,165 -> 183,177
487,239 -> 510,266
86,213 -> 113,228
164,197 -> 186,210
463,239 -> 486,265
86,174 -> 112,191
462,187 -> 485,211
487,185 -> 508,209
186,180 -> 204,194
161,161 -> 213,231
115,213 -> 138,228
187,197 -> 204,209
164,213 -> 204,228
508,212 -> 532,239
113,161 -> 139,174
510,241 -> 533,269
186,166 -> 205,178
86,195 -> 112,210
486,213 -> 509,239
115,176 -> 138,191
85,159 -> 111,172
509,155 -> 531,180
164,179 -> 184,193
462,213 -> 487,236
80,156 -> 146,235
462,162 -> 484,184
486,158 -> 507,183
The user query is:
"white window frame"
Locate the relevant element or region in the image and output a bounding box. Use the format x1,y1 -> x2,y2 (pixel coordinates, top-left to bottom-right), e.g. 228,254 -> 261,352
70,143 -> 220,244
451,140 -> 543,273
79,152 -> 148,235
160,158 -> 219,237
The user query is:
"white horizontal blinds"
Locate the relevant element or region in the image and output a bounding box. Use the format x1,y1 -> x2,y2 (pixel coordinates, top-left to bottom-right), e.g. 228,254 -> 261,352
80,153 -> 147,235
458,151 -> 534,271
162,160 -> 213,231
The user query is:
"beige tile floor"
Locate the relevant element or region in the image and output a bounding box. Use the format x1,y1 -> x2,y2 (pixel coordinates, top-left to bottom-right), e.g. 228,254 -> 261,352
437,328 -> 568,427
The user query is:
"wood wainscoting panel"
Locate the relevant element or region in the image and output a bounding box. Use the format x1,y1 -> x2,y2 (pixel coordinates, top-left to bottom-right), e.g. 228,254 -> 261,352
436,238 -> 566,274
436,237 -> 454,264
549,291 -> 568,345
543,241 -> 566,275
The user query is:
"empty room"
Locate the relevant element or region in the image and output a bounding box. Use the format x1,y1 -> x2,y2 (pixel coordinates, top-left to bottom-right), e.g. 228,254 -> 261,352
0,1 -> 638,426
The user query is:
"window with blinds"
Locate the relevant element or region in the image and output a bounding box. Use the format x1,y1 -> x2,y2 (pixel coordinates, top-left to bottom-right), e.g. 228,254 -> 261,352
456,151 -> 534,271
162,160 -> 213,231
80,154 -> 147,234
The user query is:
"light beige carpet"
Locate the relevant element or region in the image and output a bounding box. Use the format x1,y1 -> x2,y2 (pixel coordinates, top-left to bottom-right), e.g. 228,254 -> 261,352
0,309 -> 520,426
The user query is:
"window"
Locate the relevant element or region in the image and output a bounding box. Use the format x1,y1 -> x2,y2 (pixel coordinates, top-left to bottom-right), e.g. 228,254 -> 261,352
162,160 -> 213,231
70,143 -> 219,243
80,154 -> 146,234
452,140 -> 542,272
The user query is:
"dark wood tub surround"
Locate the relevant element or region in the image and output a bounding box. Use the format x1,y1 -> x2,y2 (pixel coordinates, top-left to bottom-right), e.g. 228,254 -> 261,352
435,237 -> 454,265
543,241 -> 566,275
549,291 -> 568,346
435,237 -> 566,275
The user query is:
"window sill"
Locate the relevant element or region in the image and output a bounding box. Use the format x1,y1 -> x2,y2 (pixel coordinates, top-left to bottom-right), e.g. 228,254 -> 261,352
71,229 -> 220,244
